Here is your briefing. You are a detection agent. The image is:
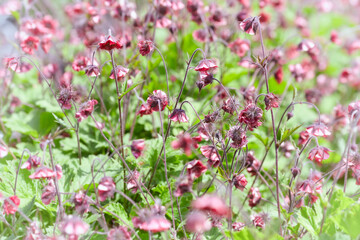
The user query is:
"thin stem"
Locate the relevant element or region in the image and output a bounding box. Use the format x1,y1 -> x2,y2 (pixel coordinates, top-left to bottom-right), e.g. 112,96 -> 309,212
154,47 -> 170,102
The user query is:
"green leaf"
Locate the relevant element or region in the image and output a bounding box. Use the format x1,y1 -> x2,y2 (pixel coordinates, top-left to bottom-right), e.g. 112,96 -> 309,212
119,81 -> 144,100
252,132 -> 269,147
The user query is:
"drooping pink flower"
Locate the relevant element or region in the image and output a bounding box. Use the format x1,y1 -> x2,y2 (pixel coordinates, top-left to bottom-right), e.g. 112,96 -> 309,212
308,146 -> 331,164
169,109 -> 189,123
232,222 -> 245,231
245,151 -> 260,176
21,155 -> 41,170
238,104 -> 263,131
73,191 -> 90,214
60,215 -> 89,237
191,194 -> 230,217
21,36 -> 40,55
40,36 -> 52,53
29,167 -> 56,179
185,211 -> 212,233
228,39 -> 250,57
194,59 -> 218,73
131,140 -> 145,159
98,176 -> 116,201
280,141 -> 295,158
3,195 -> 20,215
85,65 -> 100,77
172,133 -> 200,156
41,179 -> 56,205
298,130 -> 310,145
222,98 -> 237,115
239,16 -> 260,35
75,99 -> 98,122
330,31 -> 341,45
138,40 -> 155,56
306,123 -> 331,137
137,103 -> 153,116
174,177 -> 193,197
109,65 -> 129,81
264,93 -> 280,110
98,35 -> 123,51
251,214 -> 265,228
233,174 -> 248,191
146,90 -> 168,112
289,63 -> 306,82
57,87 -> 74,110
72,56 -> 91,72
126,170 -> 140,193
187,160 -> 207,179
132,204 -> 171,233
248,187 -> 261,208
107,226 -> 131,240
200,145 -> 220,167
227,126 -> 248,149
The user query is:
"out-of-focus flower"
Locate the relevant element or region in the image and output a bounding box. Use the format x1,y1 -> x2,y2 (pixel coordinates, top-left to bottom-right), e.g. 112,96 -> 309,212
200,145 -> 220,167
75,99 -> 98,122
98,35 -> 123,51
233,174 -> 247,191
126,170 -> 140,193
60,215 -> 89,238
73,191 -> 90,214
232,222 -> 245,231
41,179 -> 56,205
138,40 -> 155,56
172,133 -> 201,156
107,226 -> 131,240
131,140 -> 145,159
109,65 -> 129,80
239,16 -> 260,35
21,36 -> 40,55
98,176 -> 116,201
228,39 -> 250,57
29,167 -> 56,179
185,211 -> 212,233
191,194 -> 230,217
3,195 -> 20,215
21,155 -> 41,170
187,160 -> 207,179
248,187 -> 261,208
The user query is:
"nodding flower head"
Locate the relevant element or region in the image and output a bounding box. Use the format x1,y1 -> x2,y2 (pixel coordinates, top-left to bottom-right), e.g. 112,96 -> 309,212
98,176 -> 116,202
228,38 -> 250,57
238,104 -> 263,131
187,160 -> 207,179
21,36 -> 40,55
308,146 -> 331,164
60,215 -> 89,237
233,174 -> 248,191
21,155 -> 41,170
306,122 -> 331,137
251,213 -> 268,229
194,59 -> 218,73
146,90 -> 168,112
185,211 -> 212,233
126,170 -> 140,194
171,132 -> 201,156
191,194 -> 230,217
131,140 -> 145,159
3,195 -> 20,215
174,177 -> 193,197
264,93 -> 280,110
72,191 -> 90,214
85,65 -> 100,77
57,87 -> 74,110
98,35 -> 123,51
29,167 -> 56,179
239,16 -> 260,35
72,56 -> 91,72
248,187 -> 261,208
75,99 -> 98,122
107,226 -> 131,240
169,109 -> 189,123
227,126 -> 248,149
200,145 -> 220,168
109,65 -> 129,81
138,40 -> 155,56
222,98 -> 237,115
41,179 -> 56,205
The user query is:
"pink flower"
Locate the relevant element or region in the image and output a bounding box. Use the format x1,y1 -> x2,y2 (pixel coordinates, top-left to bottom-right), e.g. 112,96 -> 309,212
200,145 -> 220,167
40,36 -> 52,53
169,109 -> 189,123
238,104 -> 263,131
98,35 -> 123,51
131,140 -> 145,159
3,195 -> 20,215
109,65 -> 129,81
187,160 -> 207,179
57,87 -> 74,110
308,146 -> 330,164
107,226 -> 131,240
232,222 -> 245,231
246,151 -> 260,176
252,214 -> 265,228
191,194 -> 230,217
85,65 -> 100,77
138,40 -> 155,56
194,59 -> 218,73
98,176 -> 115,201
75,99 -> 98,122
137,103 -> 153,116
29,167 -> 56,179
0,144 -> 8,158
73,191 -> 90,214
289,63 -> 306,82
248,187 -> 261,208
25,222 -> 43,240
21,155 -> 41,170
330,31 -> 341,45
306,123 -> 331,137
21,36 -> 40,55
41,180 -> 56,205
146,90 -> 168,112
228,38 -> 250,57
174,178 -> 193,197
72,56 -> 91,72
126,170 -> 140,193
185,211 -> 212,233
60,72 -> 73,88
222,98 -> 237,115
227,126 -> 248,149
132,204 -> 171,233
233,174 -> 247,191
239,16 -> 260,35
60,215 -> 89,237
172,133 -> 200,156
264,93 -> 280,110
298,130 -> 310,145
